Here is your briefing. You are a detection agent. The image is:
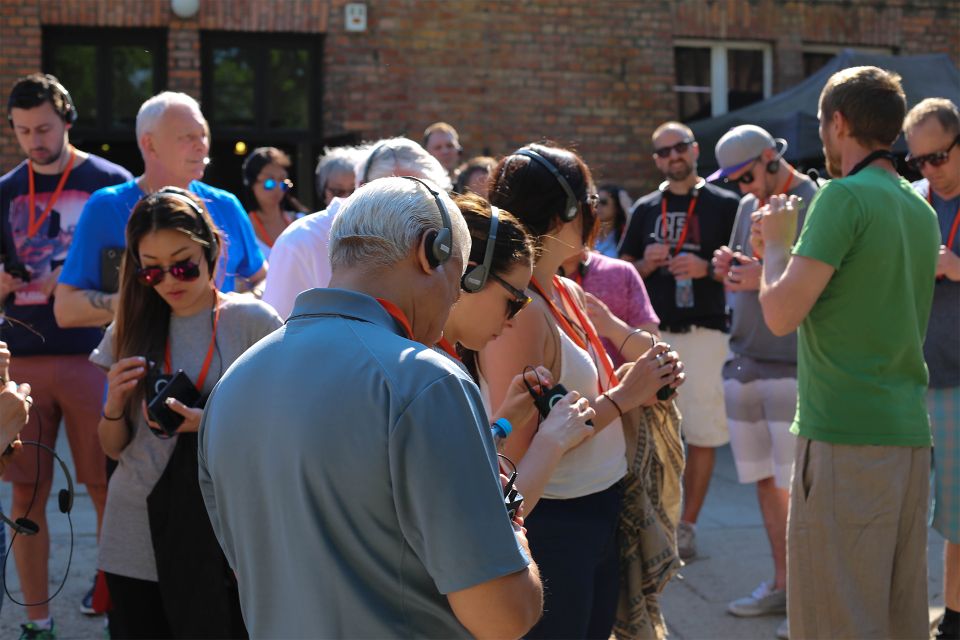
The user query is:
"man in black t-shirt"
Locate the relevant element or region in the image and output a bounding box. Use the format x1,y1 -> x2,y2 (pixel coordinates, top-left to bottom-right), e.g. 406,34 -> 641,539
620,121 -> 738,561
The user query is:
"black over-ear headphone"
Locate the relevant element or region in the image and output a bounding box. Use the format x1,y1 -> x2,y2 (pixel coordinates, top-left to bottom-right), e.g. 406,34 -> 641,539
461,205 -> 500,293
0,441 -> 74,536
148,187 -> 220,272
400,176 -> 453,268
362,142 -> 392,186
514,148 -> 579,222
6,74 -> 78,128
766,138 -> 789,174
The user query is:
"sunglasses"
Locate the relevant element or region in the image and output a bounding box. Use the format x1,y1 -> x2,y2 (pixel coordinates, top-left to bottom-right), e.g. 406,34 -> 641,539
906,135 -> 960,171
489,272 -> 532,320
262,178 -> 293,192
598,197 -> 611,206
136,258 -> 201,287
727,158 -> 761,185
654,139 -> 694,158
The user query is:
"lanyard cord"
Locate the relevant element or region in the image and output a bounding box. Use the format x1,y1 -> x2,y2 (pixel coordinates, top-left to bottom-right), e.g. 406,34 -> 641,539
27,147 -> 76,238
660,191 -> 698,256
928,189 -> 960,251
164,299 -> 221,391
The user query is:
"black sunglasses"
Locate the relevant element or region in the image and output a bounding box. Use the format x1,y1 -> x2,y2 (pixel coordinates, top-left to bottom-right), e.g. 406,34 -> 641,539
136,258 -> 201,287
726,158 -> 762,185
654,139 -> 694,158
489,272 -> 532,320
906,135 -> 960,171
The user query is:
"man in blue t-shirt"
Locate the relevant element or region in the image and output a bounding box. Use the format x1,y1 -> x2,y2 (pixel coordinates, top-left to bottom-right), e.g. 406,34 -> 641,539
1,73 -> 133,636
904,97 -> 960,640
54,91 -> 265,329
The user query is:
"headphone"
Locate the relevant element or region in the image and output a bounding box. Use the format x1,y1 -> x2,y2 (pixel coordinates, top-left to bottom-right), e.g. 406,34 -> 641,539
145,187 -> 220,272
514,147 -> 580,221
7,74 -> 77,128
765,138 -> 790,174
362,142 -> 392,186
0,441 -> 74,536
400,176 -> 453,268
658,177 -> 706,198
461,205 -> 500,293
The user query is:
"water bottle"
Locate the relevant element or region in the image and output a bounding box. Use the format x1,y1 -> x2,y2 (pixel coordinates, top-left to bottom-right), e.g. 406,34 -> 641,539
491,418 -> 512,452
674,253 -> 695,309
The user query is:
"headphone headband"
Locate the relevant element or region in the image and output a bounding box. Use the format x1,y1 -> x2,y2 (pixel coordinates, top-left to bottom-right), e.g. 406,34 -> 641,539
461,205 -> 499,292
145,187 -> 219,270
362,142 -> 391,186
7,74 -> 78,127
0,440 -> 74,536
514,148 -> 579,221
400,176 -> 453,267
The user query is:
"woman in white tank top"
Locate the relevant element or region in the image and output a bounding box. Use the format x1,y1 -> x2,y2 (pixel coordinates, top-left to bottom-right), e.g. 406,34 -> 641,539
481,144 -> 684,640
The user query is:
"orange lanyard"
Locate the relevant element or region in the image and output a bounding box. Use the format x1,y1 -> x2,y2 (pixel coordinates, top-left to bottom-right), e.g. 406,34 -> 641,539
929,189 -> 960,251
437,337 -> 460,361
530,276 -> 618,393
660,191 -> 698,256
377,298 -> 414,340
249,211 -> 290,248
27,147 -> 75,238
760,171 -> 795,207
164,302 -> 221,391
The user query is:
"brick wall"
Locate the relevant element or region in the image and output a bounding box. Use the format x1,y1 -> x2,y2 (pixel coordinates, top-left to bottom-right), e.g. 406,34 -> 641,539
1,0 -> 957,196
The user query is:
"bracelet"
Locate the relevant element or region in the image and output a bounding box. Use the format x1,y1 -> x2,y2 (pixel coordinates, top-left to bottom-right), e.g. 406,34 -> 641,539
602,391 -> 623,417
617,328 -> 646,356
102,409 -> 124,421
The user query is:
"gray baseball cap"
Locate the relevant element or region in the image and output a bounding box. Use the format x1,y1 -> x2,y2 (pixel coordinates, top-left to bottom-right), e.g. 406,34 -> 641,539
708,125 -> 788,181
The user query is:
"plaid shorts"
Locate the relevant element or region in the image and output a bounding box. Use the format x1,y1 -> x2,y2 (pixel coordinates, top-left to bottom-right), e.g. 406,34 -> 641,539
929,386 -> 960,543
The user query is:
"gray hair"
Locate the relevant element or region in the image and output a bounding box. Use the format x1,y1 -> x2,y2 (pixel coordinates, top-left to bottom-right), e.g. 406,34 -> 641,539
315,145 -> 363,198
135,92 -> 206,150
329,176 -> 470,271
354,137 -> 451,191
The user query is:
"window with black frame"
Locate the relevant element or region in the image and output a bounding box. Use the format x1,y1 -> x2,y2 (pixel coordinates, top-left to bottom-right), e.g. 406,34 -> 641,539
42,27 -> 167,174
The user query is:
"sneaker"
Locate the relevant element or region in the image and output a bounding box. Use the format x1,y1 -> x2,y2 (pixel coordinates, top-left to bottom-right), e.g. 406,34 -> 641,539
677,521 -> 697,560
18,620 -> 56,640
727,581 -> 787,617
80,576 -> 97,615
776,618 -> 789,639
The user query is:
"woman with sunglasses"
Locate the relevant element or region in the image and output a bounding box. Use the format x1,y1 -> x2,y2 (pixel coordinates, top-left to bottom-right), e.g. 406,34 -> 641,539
592,184 -> 632,258
92,188 -> 282,638
241,147 -> 308,258
483,143 -> 684,639
441,193 -> 596,514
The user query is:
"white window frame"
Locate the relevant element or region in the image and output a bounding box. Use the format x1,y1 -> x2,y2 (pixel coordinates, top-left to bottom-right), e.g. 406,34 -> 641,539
674,39 -> 773,117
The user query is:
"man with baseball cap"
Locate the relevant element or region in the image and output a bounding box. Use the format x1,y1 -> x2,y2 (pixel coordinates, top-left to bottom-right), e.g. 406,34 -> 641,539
709,125 -> 816,638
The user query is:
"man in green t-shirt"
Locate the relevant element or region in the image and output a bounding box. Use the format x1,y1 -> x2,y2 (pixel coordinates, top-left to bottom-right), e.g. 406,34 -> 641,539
752,66 -> 940,639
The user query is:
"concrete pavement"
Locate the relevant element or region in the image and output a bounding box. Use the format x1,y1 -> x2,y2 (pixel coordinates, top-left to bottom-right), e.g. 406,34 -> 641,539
0,439 -> 946,639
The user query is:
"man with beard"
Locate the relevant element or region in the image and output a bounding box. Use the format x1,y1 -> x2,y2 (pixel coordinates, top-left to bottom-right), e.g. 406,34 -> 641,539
754,66 -> 939,639
1,73 -> 132,637
903,98 -> 960,640
619,121 -> 739,560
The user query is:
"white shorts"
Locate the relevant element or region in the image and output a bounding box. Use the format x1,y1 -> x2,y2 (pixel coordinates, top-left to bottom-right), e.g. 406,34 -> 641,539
723,376 -> 797,488
662,326 -> 729,447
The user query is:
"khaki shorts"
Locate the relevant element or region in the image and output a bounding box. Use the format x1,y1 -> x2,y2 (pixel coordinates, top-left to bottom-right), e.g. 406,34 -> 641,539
787,437 -> 929,640
3,354 -> 108,487
662,326 -> 728,447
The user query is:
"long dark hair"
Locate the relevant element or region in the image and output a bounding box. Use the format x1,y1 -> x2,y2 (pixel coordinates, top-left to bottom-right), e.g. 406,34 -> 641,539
452,193 -> 534,380
113,188 -> 223,414
598,183 -> 629,242
241,146 -> 308,214
488,143 -> 596,248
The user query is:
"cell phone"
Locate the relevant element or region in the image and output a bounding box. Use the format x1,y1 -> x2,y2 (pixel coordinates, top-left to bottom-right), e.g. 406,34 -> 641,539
529,382 -> 594,426
100,247 -> 123,294
3,261 -> 31,283
146,370 -> 201,436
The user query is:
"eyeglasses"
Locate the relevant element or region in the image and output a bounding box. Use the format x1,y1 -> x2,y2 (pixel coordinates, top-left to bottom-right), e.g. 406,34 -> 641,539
261,178 -> 293,192
726,158 -> 761,185
136,258 -> 201,287
489,272 -> 532,320
324,185 -> 353,199
654,139 -> 694,158
906,135 -> 960,171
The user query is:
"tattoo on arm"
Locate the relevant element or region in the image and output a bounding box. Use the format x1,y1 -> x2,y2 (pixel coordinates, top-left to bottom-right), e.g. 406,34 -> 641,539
84,290 -> 115,313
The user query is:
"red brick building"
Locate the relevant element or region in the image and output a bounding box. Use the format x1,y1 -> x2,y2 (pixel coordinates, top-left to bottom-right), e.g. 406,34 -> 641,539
1,0 -> 958,205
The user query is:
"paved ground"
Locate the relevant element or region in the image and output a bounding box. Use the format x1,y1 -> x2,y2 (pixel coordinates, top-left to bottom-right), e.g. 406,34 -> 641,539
0,439 -> 946,639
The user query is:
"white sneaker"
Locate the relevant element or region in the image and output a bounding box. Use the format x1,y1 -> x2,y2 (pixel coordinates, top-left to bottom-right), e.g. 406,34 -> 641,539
727,581 -> 787,617
776,617 -> 789,639
677,521 -> 696,560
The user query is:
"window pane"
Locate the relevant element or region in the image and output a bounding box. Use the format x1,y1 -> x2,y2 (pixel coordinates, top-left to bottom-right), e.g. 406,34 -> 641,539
266,48 -> 309,129
675,47 -> 712,121
210,46 -> 256,127
112,46 -> 155,128
48,44 -> 97,125
727,49 -> 764,111
803,52 -> 835,78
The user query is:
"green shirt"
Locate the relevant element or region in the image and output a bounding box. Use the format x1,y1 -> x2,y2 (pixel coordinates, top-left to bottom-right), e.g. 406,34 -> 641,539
791,166 -> 940,446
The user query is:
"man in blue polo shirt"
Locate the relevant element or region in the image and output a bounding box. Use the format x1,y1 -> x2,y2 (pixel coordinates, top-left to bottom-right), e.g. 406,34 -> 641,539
54,91 -> 265,328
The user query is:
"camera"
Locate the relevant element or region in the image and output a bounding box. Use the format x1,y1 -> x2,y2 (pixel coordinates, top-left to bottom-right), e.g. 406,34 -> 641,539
529,382 -> 594,426
145,364 -> 200,436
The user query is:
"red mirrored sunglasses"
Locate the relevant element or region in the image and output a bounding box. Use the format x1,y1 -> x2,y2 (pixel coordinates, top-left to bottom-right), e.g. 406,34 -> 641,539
136,259 -> 201,287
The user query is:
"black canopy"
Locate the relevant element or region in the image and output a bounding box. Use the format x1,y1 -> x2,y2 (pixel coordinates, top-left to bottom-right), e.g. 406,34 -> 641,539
689,49 -> 960,172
